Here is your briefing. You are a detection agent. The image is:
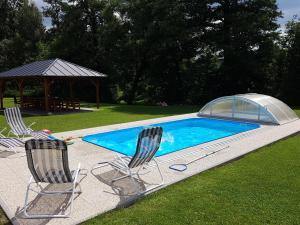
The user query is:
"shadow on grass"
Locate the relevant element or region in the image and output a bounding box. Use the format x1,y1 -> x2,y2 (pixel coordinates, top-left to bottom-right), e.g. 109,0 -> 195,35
0,209 -> 11,225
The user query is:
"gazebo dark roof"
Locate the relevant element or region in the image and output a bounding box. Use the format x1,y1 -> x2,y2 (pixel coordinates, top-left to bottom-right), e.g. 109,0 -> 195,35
0,58 -> 106,112
0,58 -> 107,78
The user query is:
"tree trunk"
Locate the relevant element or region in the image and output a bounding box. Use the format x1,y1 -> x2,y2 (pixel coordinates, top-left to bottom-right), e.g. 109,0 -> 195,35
126,60 -> 145,104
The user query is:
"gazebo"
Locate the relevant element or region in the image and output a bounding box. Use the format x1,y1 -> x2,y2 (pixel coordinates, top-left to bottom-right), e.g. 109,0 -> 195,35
0,58 -> 107,112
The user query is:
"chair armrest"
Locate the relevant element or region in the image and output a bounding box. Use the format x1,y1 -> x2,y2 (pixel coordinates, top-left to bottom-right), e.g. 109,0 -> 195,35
115,155 -> 131,167
27,122 -> 36,131
72,163 -> 81,182
0,127 -> 7,137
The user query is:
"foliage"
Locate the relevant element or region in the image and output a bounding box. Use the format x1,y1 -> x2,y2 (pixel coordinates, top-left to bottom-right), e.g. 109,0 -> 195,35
0,99 -> 299,224
0,98 -> 199,132
0,0 -> 44,71
281,18 -> 300,105
41,0 -> 285,105
0,0 -> 299,106
205,0 -> 281,96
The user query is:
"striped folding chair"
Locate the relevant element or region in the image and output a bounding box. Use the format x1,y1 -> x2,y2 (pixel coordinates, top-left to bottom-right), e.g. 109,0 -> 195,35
92,127 -> 164,194
23,139 -> 81,218
0,138 -> 24,153
4,107 -> 49,139
0,127 -> 7,138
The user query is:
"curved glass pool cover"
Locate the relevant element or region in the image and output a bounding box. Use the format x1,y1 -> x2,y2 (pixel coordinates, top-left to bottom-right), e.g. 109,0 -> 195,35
198,94 -> 298,125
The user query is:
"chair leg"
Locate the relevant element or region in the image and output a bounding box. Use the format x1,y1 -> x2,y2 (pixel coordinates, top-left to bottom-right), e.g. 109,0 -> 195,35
153,158 -> 164,186
92,159 -> 163,195
68,164 -> 81,215
23,184 -> 80,218
136,159 -> 164,193
23,176 -> 33,216
23,165 -> 81,218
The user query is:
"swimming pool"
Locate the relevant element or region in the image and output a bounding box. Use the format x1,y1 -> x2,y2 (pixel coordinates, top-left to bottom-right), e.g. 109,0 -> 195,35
82,118 -> 260,156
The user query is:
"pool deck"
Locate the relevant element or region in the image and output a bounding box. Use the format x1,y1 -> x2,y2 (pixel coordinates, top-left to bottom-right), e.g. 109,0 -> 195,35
0,113 -> 299,225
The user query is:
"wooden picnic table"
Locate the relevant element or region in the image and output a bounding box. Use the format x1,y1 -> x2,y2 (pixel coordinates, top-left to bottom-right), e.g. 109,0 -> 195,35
20,97 -> 80,111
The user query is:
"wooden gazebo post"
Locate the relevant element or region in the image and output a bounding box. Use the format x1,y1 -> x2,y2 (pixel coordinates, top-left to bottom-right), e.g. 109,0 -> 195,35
90,78 -> 100,109
17,79 -> 24,108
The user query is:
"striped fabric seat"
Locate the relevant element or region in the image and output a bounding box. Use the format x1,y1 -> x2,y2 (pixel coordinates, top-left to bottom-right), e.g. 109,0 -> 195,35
4,107 -> 49,139
92,127 -> 164,194
128,127 -> 163,168
23,139 -> 82,218
31,131 -> 50,139
4,107 -> 29,135
0,138 -> 24,149
25,139 -> 72,183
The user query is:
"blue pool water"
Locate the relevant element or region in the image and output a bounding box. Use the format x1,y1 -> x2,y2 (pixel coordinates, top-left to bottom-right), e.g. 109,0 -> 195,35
82,118 -> 260,157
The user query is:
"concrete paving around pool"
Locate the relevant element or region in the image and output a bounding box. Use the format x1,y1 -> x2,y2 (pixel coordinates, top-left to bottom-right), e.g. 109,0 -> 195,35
0,113 -> 299,225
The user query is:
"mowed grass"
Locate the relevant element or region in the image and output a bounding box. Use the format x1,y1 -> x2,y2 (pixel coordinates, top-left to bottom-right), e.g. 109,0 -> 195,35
294,107 -> 300,117
0,99 -> 198,225
0,99 -> 299,225
83,134 -> 300,225
0,208 -> 8,225
0,98 -> 199,133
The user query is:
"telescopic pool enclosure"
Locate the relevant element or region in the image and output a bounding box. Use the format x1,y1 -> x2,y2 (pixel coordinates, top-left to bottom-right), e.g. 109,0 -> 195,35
198,93 -> 298,125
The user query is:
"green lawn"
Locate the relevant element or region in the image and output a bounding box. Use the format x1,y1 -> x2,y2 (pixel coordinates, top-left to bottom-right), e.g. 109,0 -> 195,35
0,98 -> 199,133
294,107 -> 300,117
83,134 -> 300,225
0,99 -> 299,225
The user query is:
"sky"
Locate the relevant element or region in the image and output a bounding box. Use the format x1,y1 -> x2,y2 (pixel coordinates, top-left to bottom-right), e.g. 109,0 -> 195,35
33,0 -> 300,29
277,0 -> 300,26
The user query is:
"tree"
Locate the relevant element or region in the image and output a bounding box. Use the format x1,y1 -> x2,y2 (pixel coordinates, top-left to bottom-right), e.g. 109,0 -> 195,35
281,19 -> 300,106
42,0 -> 284,105
0,0 -> 44,71
43,0 -> 124,101
117,0 -> 212,104
43,0 -> 212,104
206,0 -> 281,96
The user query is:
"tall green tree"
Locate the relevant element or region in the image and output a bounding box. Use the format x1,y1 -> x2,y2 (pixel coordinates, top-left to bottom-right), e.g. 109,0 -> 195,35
43,0 -> 284,105
0,0 -> 44,71
281,19 -> 300,106
206,0 -> 281,96
43,0 -> 213,104
43,0 -> 125,100
115,0 -> 212,104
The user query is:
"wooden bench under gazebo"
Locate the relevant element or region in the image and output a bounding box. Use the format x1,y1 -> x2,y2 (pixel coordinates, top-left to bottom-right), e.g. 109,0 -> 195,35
14,96 -> 81,112
0,59 -> 107,113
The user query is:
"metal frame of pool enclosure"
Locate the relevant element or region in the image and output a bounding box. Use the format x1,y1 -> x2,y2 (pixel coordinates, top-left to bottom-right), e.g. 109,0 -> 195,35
198,93 -> 298,125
